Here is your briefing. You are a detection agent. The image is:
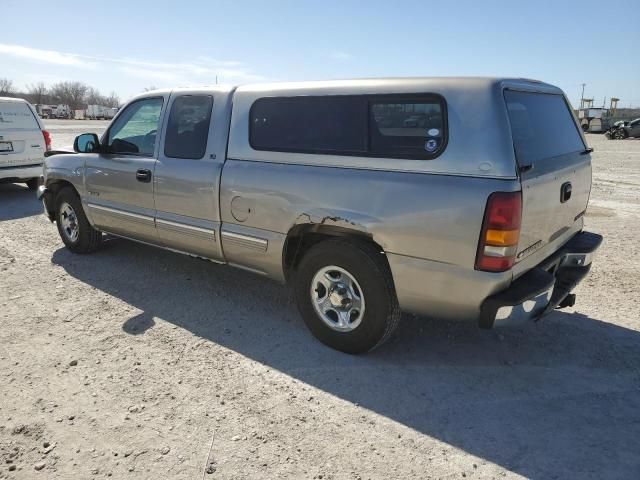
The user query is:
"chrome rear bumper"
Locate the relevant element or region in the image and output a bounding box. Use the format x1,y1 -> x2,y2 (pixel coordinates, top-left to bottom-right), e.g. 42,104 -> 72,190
479,231 -> 603,328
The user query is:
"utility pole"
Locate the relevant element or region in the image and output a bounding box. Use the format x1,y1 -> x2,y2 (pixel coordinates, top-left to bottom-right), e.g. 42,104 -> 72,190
580,83 -> 586,109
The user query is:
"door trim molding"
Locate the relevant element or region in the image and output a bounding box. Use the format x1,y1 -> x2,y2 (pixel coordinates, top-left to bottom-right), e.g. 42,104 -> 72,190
156,218 -> 216,240
102,230 -> 225,264
87,203 -> 154,224
221,230 -> 268,252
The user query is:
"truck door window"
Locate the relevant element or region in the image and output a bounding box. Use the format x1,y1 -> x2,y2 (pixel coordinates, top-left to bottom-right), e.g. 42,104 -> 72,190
164,95 -> 213,160
107,97 -> 163,156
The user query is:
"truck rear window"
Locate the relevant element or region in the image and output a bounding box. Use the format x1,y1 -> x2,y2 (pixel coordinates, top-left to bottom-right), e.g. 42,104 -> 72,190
504,90 -> 585,165
0,102 -> 39,130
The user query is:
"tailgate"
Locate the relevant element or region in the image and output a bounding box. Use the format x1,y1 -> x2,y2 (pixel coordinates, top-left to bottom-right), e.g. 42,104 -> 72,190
503,90 -> 591,277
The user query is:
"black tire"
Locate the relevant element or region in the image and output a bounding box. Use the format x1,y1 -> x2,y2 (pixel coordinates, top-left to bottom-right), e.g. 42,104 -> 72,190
25,178 -> 39,190
55,187 -> 102,253
614,129 -> 628,140
294,239 -> 401,354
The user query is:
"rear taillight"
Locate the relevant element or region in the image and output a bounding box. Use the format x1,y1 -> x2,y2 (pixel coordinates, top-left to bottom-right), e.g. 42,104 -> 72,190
42,130 -> 52,152
475,191 -> 522,272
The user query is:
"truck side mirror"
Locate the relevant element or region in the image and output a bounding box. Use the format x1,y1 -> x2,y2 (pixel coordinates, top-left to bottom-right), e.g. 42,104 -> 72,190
74,133 -> 100,153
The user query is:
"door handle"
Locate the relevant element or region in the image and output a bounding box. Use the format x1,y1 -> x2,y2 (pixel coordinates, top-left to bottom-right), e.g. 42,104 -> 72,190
560,182 -> 572,203
136,169 -> 152,183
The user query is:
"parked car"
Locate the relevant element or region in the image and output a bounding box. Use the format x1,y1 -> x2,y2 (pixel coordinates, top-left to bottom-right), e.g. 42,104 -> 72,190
605,120 -> 628,140
0,97 -> 51,190
37,78 -> 602,353
403,114 -> 425,127
622,118 -> 640,138
605,118 -> 640,140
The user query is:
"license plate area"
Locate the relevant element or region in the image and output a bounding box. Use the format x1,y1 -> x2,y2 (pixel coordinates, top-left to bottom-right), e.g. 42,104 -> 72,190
0,141 -> 14,153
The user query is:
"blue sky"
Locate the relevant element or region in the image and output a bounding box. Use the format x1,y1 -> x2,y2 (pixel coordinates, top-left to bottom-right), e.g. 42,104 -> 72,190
2,0 -> 639,106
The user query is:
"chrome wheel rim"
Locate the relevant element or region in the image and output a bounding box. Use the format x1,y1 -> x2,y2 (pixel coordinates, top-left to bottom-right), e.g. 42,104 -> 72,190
59,202 -> 79,243
310,265 -> 365,332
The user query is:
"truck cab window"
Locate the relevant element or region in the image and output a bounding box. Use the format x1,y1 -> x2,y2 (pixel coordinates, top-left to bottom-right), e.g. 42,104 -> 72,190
164,95 -> 213,159
107,98 -> 163,156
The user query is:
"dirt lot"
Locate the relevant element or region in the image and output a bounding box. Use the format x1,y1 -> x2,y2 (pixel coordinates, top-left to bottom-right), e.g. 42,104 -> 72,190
1,128 -> 639,479
43,119 -> 110,150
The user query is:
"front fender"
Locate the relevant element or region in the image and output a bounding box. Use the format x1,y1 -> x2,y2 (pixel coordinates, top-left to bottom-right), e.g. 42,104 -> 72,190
37,185 -> 55,222
42,154 -> 88,222
44,153 -> 86,195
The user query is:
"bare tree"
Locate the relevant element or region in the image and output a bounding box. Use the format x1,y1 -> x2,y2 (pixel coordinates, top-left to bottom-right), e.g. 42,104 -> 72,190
50,81 -> 88,109
2,78 -> 122,109
0,78 -> 15,96
85,86 -> 104,105
26,82 -> 48,104
143,86 -> 157,92
105,91 -> 120,108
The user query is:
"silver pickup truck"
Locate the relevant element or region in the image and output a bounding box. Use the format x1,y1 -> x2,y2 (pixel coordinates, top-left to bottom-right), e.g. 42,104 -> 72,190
38,78 -> 602,353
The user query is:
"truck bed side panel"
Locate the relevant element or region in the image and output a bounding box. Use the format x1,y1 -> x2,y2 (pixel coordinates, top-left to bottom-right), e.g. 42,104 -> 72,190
219,160 -> 519,318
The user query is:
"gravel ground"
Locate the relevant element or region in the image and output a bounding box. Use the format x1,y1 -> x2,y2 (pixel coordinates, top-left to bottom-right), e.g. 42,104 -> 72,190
0,129 -> 639,479
44,119 -> 110,150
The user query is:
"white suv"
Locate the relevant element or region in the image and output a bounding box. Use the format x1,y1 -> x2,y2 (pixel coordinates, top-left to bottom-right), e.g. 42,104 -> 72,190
0,97 -> 51,190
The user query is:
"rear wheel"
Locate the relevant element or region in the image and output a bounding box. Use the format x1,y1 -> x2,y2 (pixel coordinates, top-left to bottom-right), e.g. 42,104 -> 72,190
25,178 -> 38,190
55,187 -> 102,253
294,239 -> 401,354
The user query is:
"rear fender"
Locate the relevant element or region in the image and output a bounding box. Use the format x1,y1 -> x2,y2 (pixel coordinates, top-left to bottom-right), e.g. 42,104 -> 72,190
291,208 -> 381,241
284,208 -> 386,280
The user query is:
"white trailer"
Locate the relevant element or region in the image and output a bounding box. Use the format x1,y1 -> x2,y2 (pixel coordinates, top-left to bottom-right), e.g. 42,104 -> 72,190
86,104 -> 107,120
103,107 -> 117,119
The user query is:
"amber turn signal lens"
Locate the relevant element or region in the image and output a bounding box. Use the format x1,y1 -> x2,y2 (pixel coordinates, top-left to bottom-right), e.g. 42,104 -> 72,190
485,229 -> 520,246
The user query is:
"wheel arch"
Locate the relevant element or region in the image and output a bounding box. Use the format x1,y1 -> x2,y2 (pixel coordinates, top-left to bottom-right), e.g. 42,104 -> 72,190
282,221 -> 387,283
42,179 -> 79,221
47,179 -> 78,196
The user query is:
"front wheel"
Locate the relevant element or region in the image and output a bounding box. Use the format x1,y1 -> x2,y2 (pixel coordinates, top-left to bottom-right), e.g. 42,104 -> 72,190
55,187 -> 102,253
613,129 -> 628,140
294,239 -> 401,354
